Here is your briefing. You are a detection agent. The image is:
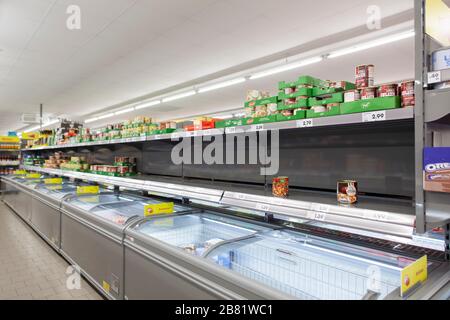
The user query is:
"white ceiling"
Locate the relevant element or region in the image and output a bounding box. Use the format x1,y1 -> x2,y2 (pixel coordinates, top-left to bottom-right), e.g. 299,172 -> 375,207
0,0 -> 414,133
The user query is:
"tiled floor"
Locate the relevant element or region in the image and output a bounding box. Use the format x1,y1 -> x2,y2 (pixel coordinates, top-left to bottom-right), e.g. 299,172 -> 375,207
0,202 -> 103,300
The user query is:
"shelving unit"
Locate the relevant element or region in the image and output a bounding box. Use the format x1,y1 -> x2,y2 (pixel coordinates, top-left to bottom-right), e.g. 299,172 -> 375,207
0,136 -> 21,176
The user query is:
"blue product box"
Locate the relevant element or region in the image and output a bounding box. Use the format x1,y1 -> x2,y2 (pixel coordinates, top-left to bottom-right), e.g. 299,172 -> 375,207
423,147 -> 450,193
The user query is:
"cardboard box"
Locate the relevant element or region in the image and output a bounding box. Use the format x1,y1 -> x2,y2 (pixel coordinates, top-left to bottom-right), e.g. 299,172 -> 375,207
306,106 -> 341,118
339,96 -> 400,115
278,88 -> 312,100
309,92 -> 344,106
276,111 -> 306,122
245,96 -> 279,108
423,147 -> 450,193
277,99 -> 309,111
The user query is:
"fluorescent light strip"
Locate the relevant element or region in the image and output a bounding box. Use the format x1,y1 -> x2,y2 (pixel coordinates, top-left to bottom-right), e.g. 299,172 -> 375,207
114,107 -> 135,115
249,56 -> 323,80
97,113 -> 115,120
85,117 -> 99,124
198,78 -> 246,93
135,100 -> 161,110
328,30 -> 415,59
162,90 -> 196,103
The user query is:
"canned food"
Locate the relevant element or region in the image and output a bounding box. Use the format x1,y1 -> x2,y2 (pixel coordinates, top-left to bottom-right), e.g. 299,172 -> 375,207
281,109 -> 293,117
272,177 -> 289,198
295,96 -> 309,101
400,81 -> 415,107
244,106 -> 254,117
254,105 -> 268,117
267,103 -> 278,115
118,166 -> 129,175
297,84 -> 313,89
311,105 -> 326,113
355,64 -> 374,89
361,87 -> 377,100
344,89 -> 361,102
337,180 -> 358,204
327,103 -> 340,108
379,84 -> 398,98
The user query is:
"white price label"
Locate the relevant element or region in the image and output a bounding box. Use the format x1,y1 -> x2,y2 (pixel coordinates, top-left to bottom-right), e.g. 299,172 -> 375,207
154,135 -> 162,140
202,129 -> 211,136
251,124 -> 265,132
236,193 -> 246,200
297,119 -> 314,128
255,203 -> 271,212
427,71 -> 441,84
186,131 -> 197,137
373,212 -> 388,222
226,127 -> 236,134
307,211 -> 327,221
362,110 -> 386,122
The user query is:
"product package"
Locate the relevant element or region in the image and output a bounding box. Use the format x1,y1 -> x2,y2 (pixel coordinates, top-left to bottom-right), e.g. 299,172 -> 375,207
423,147 -> 450,193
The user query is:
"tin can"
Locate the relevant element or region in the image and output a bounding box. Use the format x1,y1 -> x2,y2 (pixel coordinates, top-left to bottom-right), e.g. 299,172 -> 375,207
379,84 -> 398,97
400,81 -> 415,107
344,89 -> 361,102
284,98 -> 296,105
355,64 -> 374,88
361,87 -> 377,100
254,105 -> 268,117
337,180 -> 358,204
272,177 -> 289,198
267,103 -> 278,115
244,106 -> 254,118
118,166 -> 129,175
281,109 -> 293,117
311,105 -> 326,113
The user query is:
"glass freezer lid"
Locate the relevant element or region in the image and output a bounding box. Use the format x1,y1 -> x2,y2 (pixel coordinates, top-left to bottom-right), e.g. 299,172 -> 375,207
89,198 -> 193,226
35,183 -> 89,200
205,229 -> 414,300
132,212 -> 272,257
65,193 -> 139,211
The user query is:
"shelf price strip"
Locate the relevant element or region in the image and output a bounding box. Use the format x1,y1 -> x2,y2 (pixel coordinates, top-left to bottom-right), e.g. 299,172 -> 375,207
297,119 -> 314,128
362,110 -> 386,122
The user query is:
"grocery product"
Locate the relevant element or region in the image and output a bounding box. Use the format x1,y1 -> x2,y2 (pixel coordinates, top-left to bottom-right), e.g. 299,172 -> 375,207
378,84 -> 398,98
267,103 -> 278,115
344,90 -> 361,102
361,87 -> 377,100
423,147 -> 450,194
311,105 -> 327,113
400,81 -> 415,107
272,177 -> 289,198
355,64 -> 374,89
337,180 -> 358,204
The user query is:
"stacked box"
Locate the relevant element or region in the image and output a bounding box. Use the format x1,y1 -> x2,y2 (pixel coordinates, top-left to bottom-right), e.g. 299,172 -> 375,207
306,105 -> 341,118
340,96 -> 401,114
308,92 -> 344,106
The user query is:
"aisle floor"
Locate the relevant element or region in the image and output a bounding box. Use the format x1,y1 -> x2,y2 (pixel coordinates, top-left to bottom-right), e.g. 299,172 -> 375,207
0,202 -> 103,300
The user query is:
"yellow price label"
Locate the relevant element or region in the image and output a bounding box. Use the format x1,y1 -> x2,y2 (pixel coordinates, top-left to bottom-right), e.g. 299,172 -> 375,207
144,202 -> 174,217
26,173 -> 41,179
14,170 -> 27,175
44,178 -> 63,185
102,281 -> 110,293
76,185 -> 99,195
400,255 -> 428,297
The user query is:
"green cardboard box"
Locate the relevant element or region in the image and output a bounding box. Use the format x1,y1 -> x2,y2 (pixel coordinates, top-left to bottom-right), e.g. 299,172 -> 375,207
340,96 -> 401,115
306,106 -> 341,118
215,119 -> 237,128
309,92 -> 344,106
276,111 -> 306,122
312,83 -> 356,96
251,115 -> 278,124
245,96 -> 278,108
278,88 -> 312,100
277,99 -> 309,111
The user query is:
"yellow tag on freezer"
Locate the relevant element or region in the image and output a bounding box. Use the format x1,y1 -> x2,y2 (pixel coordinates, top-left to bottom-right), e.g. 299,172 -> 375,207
26,173 -> 41,179
76,185 -> 99,195
144,202 -> 174,216
400,255 -> 427,297
14,170 -> 27,175
44,178 -> 63,185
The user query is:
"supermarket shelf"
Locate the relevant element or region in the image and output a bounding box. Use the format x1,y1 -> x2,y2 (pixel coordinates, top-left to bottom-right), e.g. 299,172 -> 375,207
20,109 -> 413,152
0,149 -> 20,152
21,128 -> 225,151
20,165 -> 421,239
20,165 -> 224,203
425,87 -> 450,123
225,107 -> 413,134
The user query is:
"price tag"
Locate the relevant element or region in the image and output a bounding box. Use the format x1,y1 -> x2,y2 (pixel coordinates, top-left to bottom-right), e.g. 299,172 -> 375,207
202,129 -> 211,136
226,127 -> 236,134
236,193 -> 246,200
307,211 -> 327,221
297,119 -> 314,128
26,173 -> 41,179
154,135 -> 162,140
427,71 -> 441,84
14,170 -> 27,175
400,255 -> 427,297
362,110 -> 386,122
251,124 -> 265,132
144,202 -> 174,216
255,203 -> 271,212
76,185 -> 99,195
44,178 -> 63,185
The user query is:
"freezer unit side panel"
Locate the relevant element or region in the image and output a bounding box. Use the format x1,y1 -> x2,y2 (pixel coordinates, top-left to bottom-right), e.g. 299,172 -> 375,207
60,213 -> 124,299
30,196 -> 61,249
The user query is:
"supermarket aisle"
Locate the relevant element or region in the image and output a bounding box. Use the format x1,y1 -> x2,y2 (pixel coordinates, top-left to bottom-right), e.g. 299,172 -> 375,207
0,202 -> 103,300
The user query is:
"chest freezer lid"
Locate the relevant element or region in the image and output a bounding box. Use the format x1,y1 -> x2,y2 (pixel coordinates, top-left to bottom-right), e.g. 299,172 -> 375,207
89,197 -> 193,226
63,192 -> 139,211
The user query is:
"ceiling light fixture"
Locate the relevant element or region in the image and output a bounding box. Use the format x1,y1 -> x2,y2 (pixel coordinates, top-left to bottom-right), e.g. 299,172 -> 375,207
249,56 -> 323,80
85,117 -> 99,124
97,113 -> 115,120
162,90 -> 196,103
114,107 -> 135,115
198,78 -> 246,93
135,100 -> 161,110
328,30 -> 415,58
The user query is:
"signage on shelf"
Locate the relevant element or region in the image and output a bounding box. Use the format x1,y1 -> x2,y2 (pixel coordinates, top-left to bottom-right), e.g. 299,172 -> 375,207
26,173 -> 41,179
297,119 -> 314,128
427,71 -> 442,84
0,136 -> 20,143
44,178 -> 63,185
362,110 -> 386,122
76,185 -> 99,195
14,170 -> 27,175
144,202 -> 174,216
400,255 -> 428,298
21,132 -> 39,140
